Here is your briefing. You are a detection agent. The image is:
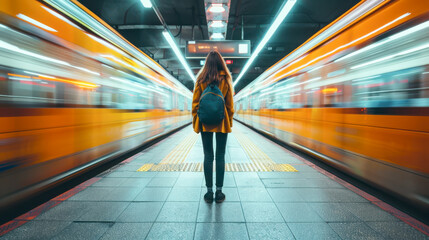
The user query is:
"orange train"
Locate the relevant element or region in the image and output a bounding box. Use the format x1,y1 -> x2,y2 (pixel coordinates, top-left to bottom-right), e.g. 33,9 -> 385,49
0,0 -> 192,209
234,0 -> 429,211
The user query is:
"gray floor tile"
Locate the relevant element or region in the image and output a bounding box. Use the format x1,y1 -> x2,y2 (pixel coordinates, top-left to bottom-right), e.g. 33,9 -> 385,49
197,202 -> 245,222
238,188 -> 272,202
101,187 -> 142,201
300,172 -> 330,179
276,202 -> 324,222
77,201 -> 129,221
134,187 -> 171,201
292,165 -> 319,172
312,179 -> 345,189
366,221 -> 429,240
146,223 -> 195,240
116,164 -> 140,171
247,222 -> 295,240
267,188 -> 305,202
329,222 -> 385,240
194,223 -> 249,240
167,187 -> 202,201
309,203 -> 361,222
147,177 -> 178,187
67,187 -> 113,201
92,177 -> 127,187
117,202 -> 163,222
99,223 -> 152,240
119,178 -> 151,187
51,222 -> 111,240
341,203 -> 400,221
288,222 -> 341,240
235,177 -> 264,188
297,188 -> 367,203
156,202 -> 199,222
175,176 -> 204,187
263,178 -> 344,189
156,172 -> 181,178
258,172 -> 301,179
1,221 -> 71,240
242,202 -> 284,222
105,171 -> 153,178
180,172 -> 204,178
35,201 -> 86,221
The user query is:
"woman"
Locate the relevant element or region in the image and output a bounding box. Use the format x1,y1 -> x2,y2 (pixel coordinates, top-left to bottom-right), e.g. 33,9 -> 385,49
192,51 -> 234,203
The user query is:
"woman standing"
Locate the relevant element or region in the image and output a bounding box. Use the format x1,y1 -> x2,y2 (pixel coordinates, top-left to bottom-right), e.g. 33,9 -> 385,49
192,51 -> 234,203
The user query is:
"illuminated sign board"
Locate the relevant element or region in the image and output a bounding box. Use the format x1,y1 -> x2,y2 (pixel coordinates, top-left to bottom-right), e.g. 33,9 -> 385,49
186,40 -> 251,58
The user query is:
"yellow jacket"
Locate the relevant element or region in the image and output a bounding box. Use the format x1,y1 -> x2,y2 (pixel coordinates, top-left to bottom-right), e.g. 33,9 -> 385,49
192,75 -> 234,133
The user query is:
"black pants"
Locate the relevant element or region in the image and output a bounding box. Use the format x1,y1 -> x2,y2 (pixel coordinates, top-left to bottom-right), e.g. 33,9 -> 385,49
201,132 -> 228,188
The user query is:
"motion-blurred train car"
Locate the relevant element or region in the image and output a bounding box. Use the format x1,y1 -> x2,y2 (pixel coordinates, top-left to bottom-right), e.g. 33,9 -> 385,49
234,0 -> 429,211
0,0 -> 192,209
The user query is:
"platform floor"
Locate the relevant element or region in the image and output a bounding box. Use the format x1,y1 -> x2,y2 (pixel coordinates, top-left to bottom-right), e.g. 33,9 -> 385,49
1,121 -> 428,240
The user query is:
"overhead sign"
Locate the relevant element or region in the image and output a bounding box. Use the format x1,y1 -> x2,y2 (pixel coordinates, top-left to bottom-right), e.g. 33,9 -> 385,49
186,40 -> 251,59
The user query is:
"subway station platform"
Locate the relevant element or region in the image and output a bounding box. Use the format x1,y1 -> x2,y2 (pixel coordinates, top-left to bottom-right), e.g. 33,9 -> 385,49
1,121 -> 428,240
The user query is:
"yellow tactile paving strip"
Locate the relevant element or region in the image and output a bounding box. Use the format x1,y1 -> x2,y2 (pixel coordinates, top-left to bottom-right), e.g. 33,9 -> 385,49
137,128 -> 298,172
232,128 -> 298,172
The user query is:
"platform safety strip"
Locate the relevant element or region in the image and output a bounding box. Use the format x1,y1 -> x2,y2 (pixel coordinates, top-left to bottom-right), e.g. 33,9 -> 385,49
137,129 -> 298,172
232,128 -> 297,172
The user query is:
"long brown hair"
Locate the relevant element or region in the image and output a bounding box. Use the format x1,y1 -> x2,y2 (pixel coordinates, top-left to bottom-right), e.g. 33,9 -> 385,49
196,51 -> 232,86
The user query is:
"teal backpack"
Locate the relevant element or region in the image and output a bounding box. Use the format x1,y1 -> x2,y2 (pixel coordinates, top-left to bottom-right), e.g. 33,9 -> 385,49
197,83 -> 225,125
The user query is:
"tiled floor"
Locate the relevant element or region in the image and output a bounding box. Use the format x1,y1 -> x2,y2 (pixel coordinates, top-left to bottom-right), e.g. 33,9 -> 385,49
1,121 -> 428,240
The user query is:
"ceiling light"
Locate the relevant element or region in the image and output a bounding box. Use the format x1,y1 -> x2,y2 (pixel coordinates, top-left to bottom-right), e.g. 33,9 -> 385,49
209,4 -> 225,13
210,33 -> 224,39
140,0 -> 152,8
233,0 -> 297,88
162,30 -> 196,82
210,21 -> 225,28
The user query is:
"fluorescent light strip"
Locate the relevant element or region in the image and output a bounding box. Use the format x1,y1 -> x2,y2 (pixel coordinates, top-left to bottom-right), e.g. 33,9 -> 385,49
17,13 -> 57,32
162,31 -> 196,82
209,4 -> 225,13
140,0 -> 152,8
233,0 -> 297,87
210,21 -> 225,28
211,33 -> 224,39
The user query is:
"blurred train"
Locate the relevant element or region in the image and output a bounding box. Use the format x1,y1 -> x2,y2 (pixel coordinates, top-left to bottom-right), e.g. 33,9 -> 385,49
234,0 -> 429,211
0,0 -> 192,209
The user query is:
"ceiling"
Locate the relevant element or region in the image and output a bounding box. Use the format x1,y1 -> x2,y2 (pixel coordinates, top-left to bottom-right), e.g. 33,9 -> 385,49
78,0 -> 360,93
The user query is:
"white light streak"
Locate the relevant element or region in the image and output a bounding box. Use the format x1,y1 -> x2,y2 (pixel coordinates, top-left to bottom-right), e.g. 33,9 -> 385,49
140,0 -> 152,8
42,6 -> 82,30
351,43 -> 429,69
162,30 -> 196,82
17,13 -> 57,32
0,40 -> 70,66
234,0 -> 297,87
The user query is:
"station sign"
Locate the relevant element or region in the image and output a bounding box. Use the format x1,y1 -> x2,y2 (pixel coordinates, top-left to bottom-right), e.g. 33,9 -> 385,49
186,40 -> 251,59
